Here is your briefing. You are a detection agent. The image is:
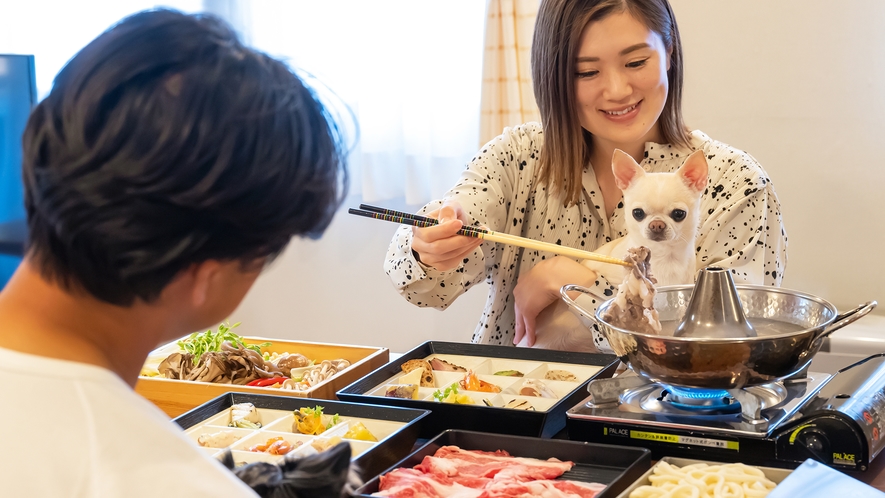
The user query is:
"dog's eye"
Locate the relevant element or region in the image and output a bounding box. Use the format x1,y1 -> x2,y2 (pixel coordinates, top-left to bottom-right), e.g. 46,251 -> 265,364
632,208 -> 646,221
671,209 -> 686,221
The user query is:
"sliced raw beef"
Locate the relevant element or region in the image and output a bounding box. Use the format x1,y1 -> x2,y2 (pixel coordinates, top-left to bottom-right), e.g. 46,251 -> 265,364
415,446 -> 572,482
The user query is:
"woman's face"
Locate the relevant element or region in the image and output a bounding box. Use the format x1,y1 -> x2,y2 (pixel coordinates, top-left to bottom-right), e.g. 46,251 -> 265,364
574,11 -> 671,153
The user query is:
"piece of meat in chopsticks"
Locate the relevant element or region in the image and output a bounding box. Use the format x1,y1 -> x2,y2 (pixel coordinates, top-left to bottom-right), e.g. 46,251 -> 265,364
601,246 -> 662,335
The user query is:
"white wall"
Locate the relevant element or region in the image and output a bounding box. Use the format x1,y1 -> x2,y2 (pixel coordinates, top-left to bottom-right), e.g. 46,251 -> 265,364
231,1 -> 885,352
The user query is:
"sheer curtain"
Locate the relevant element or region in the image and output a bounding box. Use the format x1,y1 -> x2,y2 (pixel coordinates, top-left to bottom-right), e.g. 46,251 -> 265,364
0,0 -> 487,285
0,0 -> 486,209
0,1 -> 204,98
479,0 -> 541,145
239,1 -> 487,205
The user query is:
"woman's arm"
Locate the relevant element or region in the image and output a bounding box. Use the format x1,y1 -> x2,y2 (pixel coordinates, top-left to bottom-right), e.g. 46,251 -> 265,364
383,124 -> 540,309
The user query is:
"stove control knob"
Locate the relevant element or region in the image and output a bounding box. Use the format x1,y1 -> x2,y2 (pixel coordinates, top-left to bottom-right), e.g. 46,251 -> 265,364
796,429 -> 830,462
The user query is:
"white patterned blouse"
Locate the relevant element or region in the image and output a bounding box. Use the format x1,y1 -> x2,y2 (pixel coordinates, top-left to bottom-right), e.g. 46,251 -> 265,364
384,122 -> 787,348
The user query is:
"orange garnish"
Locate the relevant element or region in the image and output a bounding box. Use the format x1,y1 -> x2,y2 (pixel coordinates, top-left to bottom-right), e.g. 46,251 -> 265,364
459,370 -> 501,393
248,436 -> 299,455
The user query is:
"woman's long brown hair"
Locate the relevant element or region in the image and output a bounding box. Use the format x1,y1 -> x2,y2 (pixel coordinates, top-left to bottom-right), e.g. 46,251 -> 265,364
531,0 -> 691,206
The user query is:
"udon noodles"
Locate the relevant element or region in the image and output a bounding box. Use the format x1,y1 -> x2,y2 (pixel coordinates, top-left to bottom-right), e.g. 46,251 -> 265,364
628,461 -> 778,498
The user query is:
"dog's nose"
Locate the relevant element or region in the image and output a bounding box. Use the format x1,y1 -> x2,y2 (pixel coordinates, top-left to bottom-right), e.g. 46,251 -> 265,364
649,220 -> 666,232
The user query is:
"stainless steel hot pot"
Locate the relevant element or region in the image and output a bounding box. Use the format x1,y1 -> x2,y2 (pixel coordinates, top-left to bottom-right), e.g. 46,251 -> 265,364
561,283 -> 877,389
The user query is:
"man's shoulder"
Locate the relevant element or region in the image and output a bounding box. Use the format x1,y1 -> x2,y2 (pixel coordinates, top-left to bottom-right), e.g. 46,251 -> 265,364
82,388 -> 258,495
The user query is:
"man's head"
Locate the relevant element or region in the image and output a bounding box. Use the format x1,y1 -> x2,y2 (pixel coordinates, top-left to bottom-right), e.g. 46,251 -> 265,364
21,9 -> 347,320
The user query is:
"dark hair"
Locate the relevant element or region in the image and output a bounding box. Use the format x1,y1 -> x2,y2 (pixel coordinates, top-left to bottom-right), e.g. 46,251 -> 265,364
532,0 -> 690,206
22,9 -> 348,305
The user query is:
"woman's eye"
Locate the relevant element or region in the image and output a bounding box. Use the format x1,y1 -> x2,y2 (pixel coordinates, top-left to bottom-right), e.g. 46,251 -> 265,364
626,58 -> 649,68
671,209 -> 686,221
576,70 -> 598,79
632,209 -> 646,221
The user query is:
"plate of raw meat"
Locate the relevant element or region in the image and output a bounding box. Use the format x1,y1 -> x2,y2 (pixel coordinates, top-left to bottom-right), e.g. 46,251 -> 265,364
355,429 -> 651,497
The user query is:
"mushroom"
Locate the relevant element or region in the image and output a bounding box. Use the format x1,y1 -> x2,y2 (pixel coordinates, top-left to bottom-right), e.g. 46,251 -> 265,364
158,352 -> 195,380
276,353 -> 311,376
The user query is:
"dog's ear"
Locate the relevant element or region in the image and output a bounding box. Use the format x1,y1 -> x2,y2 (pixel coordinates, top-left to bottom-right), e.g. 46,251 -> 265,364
611,149 -> 644,190
677,150 -> 709,192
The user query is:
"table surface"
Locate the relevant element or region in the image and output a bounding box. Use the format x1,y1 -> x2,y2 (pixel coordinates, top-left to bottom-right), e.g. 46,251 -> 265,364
851,450 -> 885,491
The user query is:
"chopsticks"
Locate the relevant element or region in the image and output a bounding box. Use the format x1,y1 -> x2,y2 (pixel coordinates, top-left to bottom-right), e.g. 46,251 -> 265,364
349,204 -> 632,267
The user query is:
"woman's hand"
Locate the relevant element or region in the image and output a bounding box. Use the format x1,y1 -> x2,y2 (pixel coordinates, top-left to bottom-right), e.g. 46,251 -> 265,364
411,200 -> 483,271
513,256 -> 597,347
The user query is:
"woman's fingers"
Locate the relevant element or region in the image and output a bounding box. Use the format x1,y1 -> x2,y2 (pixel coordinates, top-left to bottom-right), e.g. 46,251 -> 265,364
411,200 -> 483,270
513,314 -> 525,346
513,307 -> 537,347
514,294 -> 544,347
416,240 -> 483,270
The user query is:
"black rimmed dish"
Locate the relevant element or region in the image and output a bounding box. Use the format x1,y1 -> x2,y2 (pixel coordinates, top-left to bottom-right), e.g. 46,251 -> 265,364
354,429 -> 652,498
336,341 -> 619,438
614,456 -> 794,497
173,392 -> 430,480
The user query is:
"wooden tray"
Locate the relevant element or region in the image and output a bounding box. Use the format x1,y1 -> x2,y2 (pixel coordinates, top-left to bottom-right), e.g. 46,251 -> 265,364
136,336 -> 389,417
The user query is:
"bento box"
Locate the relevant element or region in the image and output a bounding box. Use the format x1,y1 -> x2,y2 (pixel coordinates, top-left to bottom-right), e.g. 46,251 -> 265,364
137,335 -> 389,417
337,341 -> 619,438
355,429 -> 652,498
173,392 -> 430,480
614,456 -> 793,497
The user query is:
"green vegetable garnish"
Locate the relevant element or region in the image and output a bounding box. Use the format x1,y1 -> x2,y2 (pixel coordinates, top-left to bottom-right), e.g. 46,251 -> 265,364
177,321 -> 271,365
433,383 -> 459,402
230,420 -> 261,429
326,413 -> 341,429
299,405 -> 340,429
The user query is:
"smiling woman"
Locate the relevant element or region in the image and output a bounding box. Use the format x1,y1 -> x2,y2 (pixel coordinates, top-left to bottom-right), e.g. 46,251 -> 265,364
383,0 -> 788,352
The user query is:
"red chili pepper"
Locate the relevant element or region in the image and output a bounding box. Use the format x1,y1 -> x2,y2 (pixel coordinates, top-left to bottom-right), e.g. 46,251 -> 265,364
247,376 -> 288,387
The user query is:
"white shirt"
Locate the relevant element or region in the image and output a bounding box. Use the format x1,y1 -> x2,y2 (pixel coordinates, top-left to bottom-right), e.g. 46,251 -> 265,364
384,123 -> 787,347
0,347 -> 258,497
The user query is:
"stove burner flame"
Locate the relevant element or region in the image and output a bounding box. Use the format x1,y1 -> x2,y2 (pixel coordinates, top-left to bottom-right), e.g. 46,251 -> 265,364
660,385 -> 738,413
666,386 -> 730,400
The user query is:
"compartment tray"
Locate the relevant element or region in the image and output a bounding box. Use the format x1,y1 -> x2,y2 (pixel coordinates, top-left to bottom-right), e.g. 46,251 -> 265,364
173,392 -> 430,481
337,341 -> 618,438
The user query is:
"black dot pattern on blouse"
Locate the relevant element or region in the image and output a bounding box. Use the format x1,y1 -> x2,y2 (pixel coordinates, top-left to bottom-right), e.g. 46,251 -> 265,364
384,123 -> 788,347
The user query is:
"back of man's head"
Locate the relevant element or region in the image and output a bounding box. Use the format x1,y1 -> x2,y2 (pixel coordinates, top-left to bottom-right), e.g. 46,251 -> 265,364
21,9 -> 347,306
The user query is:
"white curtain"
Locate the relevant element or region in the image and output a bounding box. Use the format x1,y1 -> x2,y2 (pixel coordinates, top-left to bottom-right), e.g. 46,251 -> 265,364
0,1 -> 204,99
479,0 -> 541,145
0,0 -> 487,207
227,1 -> 487,206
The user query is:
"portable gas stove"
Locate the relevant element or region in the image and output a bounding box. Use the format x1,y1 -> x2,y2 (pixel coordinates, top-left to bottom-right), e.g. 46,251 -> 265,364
567,353 -> 885,471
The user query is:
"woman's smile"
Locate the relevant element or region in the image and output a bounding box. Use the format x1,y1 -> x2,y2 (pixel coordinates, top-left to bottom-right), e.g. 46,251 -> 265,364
601,100 -> 642,120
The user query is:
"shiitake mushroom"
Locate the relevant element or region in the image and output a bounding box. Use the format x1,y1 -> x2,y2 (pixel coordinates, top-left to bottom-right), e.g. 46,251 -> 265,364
276,353 -> 311,375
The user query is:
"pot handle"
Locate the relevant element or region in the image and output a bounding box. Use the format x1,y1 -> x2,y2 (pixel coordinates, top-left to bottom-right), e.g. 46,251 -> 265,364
814,301 -> 878,341
560,284 -> 610,317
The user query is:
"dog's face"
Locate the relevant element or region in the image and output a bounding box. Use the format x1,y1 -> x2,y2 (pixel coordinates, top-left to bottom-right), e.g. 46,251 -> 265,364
612,149 -> 708,244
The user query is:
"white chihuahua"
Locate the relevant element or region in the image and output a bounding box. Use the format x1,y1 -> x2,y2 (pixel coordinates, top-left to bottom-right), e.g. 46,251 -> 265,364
522,148 -> 709,352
